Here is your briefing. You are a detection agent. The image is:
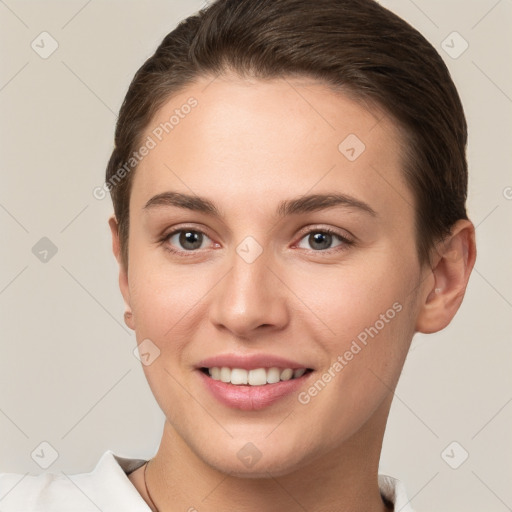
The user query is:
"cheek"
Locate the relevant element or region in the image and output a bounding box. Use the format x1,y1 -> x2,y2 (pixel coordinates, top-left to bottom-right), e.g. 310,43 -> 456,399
126,258 -> 209,418
291,264 -> 415,441
127,253 -> 219,359
293,255 -> 410,335
291,254 -> 416,382
130,268 -> 198,336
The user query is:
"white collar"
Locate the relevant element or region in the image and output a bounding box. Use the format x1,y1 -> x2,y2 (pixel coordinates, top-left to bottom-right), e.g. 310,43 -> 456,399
378,473 -> 416,511
0,450 -> 415,511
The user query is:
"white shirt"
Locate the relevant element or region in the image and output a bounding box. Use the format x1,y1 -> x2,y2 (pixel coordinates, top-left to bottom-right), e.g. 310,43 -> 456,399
0,450 -> 415,511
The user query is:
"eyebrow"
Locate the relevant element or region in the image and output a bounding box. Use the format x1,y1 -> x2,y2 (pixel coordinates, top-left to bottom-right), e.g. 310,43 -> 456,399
143,191 -> 377,218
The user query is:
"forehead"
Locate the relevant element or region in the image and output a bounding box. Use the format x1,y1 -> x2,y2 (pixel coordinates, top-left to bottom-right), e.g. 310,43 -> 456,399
131,75 -> 413,222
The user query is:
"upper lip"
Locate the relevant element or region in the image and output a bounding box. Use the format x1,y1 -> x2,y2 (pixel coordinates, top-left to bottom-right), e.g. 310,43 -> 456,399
196,353 -> 313,371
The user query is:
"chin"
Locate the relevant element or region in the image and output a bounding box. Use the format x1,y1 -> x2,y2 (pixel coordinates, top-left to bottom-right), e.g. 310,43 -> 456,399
198,438 -> 318,479
210,456 -> 304,479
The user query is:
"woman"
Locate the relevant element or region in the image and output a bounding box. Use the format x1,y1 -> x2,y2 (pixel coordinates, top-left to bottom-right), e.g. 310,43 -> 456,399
0,0 -> 476,510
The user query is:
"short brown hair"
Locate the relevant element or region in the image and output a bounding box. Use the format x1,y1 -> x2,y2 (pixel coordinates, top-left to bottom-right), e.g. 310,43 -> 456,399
106,0 -> 468,269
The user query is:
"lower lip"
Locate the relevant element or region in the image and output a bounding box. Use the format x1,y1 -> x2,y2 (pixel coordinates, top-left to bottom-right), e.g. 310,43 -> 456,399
197,370 -> 312,411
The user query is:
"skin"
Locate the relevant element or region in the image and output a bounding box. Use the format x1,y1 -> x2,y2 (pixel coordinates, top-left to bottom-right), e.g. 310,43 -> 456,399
109,74 -> 476,512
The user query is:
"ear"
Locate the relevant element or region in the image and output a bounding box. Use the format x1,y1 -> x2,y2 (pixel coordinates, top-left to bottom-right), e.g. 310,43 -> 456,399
108,215 -> 135,330
415,219 -> 476,334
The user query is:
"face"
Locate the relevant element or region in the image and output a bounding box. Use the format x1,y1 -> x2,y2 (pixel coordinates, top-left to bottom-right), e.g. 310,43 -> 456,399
115,74 -> 428,477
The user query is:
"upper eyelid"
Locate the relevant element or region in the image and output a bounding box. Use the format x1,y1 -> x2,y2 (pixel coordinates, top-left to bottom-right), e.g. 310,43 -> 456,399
164,225 -> 215,242
295,224 -> 354,241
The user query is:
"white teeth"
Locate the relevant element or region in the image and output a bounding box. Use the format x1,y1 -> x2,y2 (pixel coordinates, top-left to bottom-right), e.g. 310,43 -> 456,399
207,366 -> 309,386
266,367 -> 281,384
248,368 -> 267,386
280,368 -> 293,381
293,368 -> 306,378
220,367 -> 231,383
230,368 -> 248,385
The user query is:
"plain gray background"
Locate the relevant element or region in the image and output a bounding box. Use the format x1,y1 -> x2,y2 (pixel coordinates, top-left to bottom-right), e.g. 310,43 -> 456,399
0,1 -> 511,511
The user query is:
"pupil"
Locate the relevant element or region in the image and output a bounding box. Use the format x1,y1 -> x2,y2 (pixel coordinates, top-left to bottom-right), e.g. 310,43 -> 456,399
180,231 -> 202,250
310,232 -> 331,250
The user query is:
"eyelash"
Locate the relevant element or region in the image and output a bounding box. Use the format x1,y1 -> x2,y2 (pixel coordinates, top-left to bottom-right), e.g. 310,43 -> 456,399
159,225 -> 355,258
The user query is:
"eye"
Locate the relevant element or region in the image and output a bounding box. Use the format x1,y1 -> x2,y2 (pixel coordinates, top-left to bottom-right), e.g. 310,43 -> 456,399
161,226 -> 354,257
296,228 -> 354,252
164,228 -> 213,253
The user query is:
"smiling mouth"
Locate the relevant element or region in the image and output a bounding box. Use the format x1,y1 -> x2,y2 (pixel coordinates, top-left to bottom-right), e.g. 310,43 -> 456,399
199,367 -> 314,386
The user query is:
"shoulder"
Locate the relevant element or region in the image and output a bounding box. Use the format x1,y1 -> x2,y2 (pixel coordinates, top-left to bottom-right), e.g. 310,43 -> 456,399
0,450 -> 150,512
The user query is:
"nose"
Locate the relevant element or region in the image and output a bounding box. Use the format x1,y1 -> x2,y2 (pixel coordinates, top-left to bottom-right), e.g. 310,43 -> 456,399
208,243 -> 290,339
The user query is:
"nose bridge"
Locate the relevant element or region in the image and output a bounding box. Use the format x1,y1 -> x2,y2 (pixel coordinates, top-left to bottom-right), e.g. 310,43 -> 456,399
210,236 -> 288,335
228,238 -> 276,311
233,238 -> 272,298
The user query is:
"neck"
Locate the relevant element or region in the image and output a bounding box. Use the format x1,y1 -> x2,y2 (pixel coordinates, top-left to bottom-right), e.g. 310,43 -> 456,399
145,399 -> 393,512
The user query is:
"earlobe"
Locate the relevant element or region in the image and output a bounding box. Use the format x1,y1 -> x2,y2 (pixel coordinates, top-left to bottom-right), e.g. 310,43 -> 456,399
415,219 -> 476,334
108,215 -> 135,330
124,310 -> 134,330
